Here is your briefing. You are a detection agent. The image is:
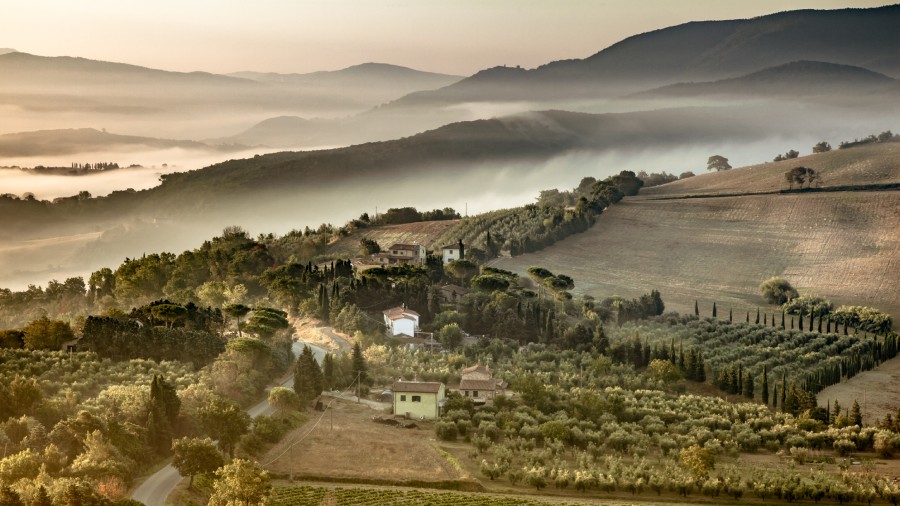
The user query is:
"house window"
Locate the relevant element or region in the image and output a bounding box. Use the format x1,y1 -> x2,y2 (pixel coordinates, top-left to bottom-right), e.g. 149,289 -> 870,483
473,391 -> 479,398
464,391 -> 469,397
412,395 -> 421,402
400,395 -> 406,401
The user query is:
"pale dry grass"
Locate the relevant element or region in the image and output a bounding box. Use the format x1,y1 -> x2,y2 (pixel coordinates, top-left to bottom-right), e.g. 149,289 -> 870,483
817,354 -> 900,426
492,190 -> 900,321
262,399 -> 463,482
641,142 -> 900,197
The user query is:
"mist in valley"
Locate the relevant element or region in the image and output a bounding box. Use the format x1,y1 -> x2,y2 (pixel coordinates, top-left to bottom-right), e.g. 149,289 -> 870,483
0,128 -> 871,292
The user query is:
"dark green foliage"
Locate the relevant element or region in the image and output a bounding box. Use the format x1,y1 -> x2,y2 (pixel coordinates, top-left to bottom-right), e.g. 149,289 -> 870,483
761,366 -> 769,405
351,342 -> 369,394
80,313 -> 224,366
759,277 -> 798,305
850,400 -> 863,426
378,206 -> 460,225
359,238 -> 381,255
293,345 -> 323,404
198,397 -> 251,458
148,375 -> 181,456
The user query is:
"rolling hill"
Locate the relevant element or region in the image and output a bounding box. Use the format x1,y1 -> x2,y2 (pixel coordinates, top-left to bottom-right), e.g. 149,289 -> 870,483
490,142 -> 900,325
635,60 -> 900,99
385,4 -> 900,108
0,128 -> 244,157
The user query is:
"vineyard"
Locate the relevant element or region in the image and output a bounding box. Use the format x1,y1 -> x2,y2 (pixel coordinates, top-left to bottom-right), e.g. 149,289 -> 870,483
607,317 -> 899,404
271,485 -> 629,506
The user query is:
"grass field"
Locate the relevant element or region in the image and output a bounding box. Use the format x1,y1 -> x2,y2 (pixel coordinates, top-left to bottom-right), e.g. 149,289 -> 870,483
817,354 -> 900,426
642,142 -> 900,197
262,399 -> 469,484
491,189 -> 900,322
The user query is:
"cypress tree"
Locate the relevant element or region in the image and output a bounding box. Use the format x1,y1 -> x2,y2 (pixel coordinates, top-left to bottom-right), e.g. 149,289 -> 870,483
772,385 -> 778,409
322,353 -> 335,391
695,300 -> 699,317
809,311 -> 815,332
755,308 -> 760,325
818,315 -> 823,333
746,312 -> 750,323
764,313 -> 768,325
850,400 -> 863,426
744,372 -> 755,399
780,375 -> 787,411
781,311 -> 786,329
696,352 -> 706,382
790,317 -> 794,330
761,366 -> 769,405
351,341 -> 369,390
827,318 -> 832,333
798,308 -> 804,331
729,308 -> 733,323
712,302 -> 717,318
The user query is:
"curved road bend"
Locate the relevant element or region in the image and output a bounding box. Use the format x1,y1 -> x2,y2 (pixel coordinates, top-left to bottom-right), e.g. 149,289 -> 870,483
131,340 -> 327,506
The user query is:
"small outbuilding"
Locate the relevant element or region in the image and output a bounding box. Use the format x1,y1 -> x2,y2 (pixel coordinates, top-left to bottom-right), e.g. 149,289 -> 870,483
392,380 -> 445,420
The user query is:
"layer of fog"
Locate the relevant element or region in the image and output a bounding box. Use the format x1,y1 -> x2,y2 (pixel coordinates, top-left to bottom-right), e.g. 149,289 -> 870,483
0,146 -> 279,199
0,133 -> 842,291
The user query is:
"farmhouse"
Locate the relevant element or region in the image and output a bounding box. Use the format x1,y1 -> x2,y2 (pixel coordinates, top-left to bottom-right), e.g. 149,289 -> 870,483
392,380 -> 445,419
383,306 -> 420,338
373,243 -> 426,265
458,364 -> 505,402
441,241 -> 464,264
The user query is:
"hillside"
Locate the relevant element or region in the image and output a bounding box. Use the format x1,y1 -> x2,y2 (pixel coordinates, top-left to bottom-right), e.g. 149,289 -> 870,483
491,143 -> 900,323
386,4 -> 900,106
230,62 -> 460,93
0,127 -> 242,157
320,220 -> 461,258
636,60 -> 899,99
641,142 -> 900,196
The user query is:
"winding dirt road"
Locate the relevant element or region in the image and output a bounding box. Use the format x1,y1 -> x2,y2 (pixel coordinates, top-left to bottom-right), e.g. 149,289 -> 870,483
131,340 -> 327,506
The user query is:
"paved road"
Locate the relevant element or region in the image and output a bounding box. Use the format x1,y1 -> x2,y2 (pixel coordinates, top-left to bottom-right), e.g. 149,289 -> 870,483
131,339 -> 327,506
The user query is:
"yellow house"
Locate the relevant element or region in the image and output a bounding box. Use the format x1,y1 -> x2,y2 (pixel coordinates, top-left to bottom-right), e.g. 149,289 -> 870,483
392,381 -> 445,420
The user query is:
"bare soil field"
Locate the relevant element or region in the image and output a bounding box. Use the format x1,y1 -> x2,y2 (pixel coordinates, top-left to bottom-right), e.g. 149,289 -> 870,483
324,220 -> 461,257
817,354 -> 900,426
492,190 -> 900,320
262,399 -> 468,483
642,142 -> 900,197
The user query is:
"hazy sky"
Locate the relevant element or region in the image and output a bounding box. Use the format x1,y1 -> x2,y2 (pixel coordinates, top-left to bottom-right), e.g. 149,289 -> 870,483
2,1 -> 894,75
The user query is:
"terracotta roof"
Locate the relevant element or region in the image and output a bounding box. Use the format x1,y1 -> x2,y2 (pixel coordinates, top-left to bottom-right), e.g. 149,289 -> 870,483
389,314 -> 416,321
388,243 -> 420,251
459,379 -> 497,391
441,244 -> 462,250
461,364 -> 491,375
392,381 -> 443,393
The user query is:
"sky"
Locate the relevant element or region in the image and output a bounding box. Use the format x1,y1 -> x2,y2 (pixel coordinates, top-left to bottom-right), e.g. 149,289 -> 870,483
2,0 -> 893,76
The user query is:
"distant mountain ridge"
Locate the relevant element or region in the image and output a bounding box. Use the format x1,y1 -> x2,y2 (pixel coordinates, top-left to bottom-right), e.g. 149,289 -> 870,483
387,4 -> 900,106
0,128 -> 244,157
636,60 -> 899,98
230,62 -> 460,88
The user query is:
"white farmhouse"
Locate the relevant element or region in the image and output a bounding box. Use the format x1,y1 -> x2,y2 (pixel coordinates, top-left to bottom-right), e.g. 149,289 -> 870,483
441,241 -> 464,265
373,243 -> 426,265
383,306 -> 420,337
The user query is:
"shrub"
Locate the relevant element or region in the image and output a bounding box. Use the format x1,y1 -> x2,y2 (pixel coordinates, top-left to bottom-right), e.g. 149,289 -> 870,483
434,420 -> 458,441
833,438 -> 856,456
759,277 -> 798,304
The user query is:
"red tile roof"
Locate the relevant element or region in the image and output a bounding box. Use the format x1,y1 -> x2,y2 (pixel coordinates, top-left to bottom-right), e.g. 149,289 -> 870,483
392,381 -> 443,393
459,379 -> 497,391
